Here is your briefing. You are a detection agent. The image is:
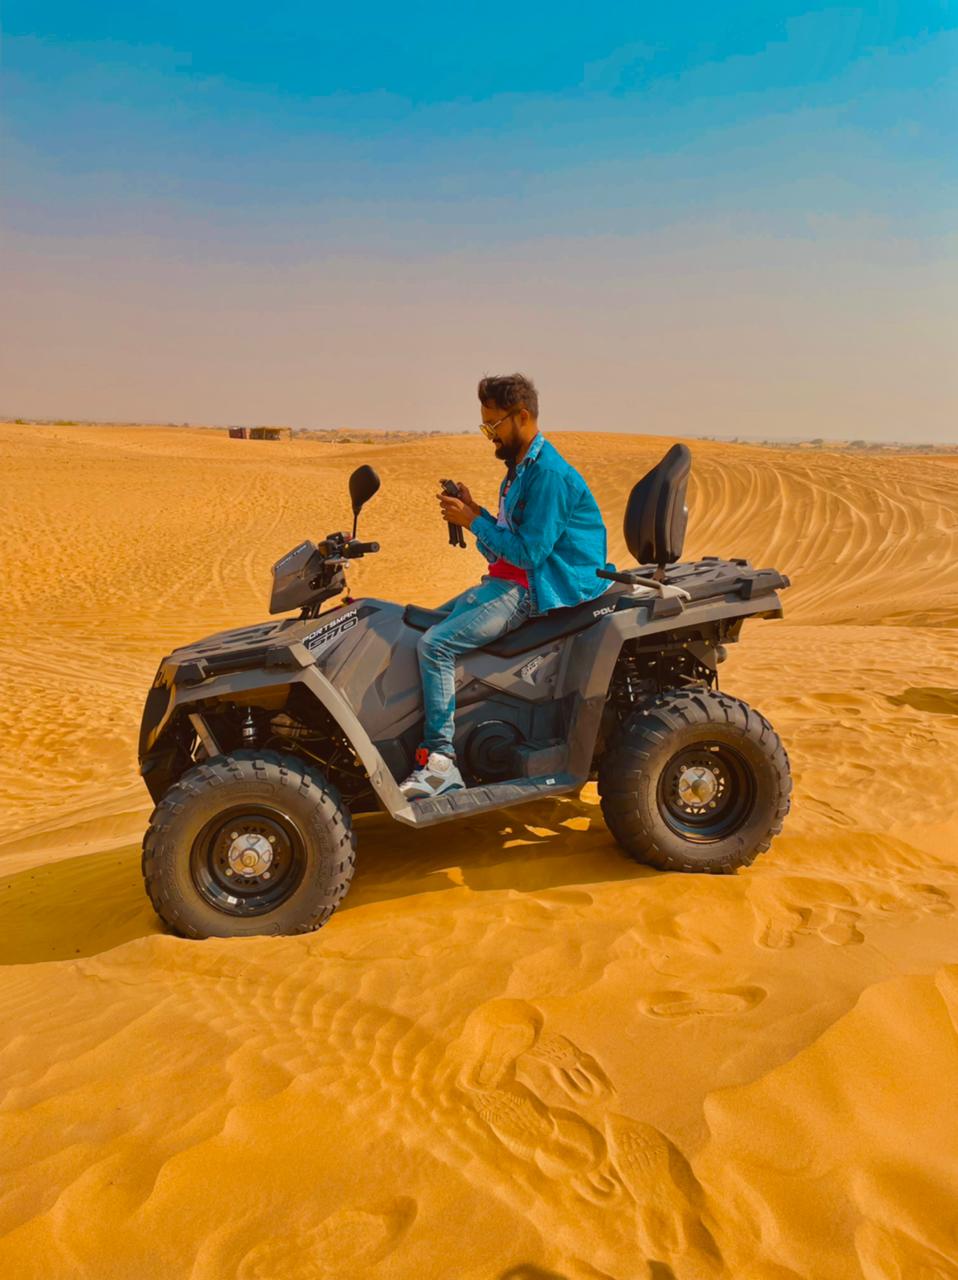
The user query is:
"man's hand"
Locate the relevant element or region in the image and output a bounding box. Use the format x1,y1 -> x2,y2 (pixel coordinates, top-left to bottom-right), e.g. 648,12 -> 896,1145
439,494 -> 476,529
455,483 -> 482,517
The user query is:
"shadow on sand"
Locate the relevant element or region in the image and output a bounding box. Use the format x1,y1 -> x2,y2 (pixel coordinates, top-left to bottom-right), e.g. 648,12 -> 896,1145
0,792 -> 643,965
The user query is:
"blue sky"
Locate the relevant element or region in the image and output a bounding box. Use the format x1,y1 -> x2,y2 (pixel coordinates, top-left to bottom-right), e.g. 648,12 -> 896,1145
2,2 -> 956,438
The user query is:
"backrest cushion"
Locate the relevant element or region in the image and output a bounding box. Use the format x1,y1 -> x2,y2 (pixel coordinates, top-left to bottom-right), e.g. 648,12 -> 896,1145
623,443 -> 692,565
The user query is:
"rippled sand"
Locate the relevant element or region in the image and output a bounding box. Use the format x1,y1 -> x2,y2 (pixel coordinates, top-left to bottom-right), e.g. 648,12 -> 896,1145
2,423 -> 957,1278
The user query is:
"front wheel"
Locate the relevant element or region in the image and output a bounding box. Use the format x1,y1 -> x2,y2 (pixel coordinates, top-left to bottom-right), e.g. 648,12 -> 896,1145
142,750 -> 357,938
598,690 -> 791,873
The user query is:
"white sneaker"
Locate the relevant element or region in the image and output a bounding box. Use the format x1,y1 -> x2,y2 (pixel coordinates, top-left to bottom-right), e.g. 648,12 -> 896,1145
399,751 -> 465,800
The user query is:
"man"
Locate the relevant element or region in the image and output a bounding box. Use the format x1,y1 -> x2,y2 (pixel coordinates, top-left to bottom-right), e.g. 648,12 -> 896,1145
400,372 -> 610,800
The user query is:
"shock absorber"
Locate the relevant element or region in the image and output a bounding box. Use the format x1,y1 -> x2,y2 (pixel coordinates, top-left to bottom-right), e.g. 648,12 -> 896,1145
241,707 -> 257,746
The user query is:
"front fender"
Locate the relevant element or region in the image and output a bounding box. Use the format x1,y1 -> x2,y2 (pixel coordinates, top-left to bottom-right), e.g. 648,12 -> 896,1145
139,643 -> 406,814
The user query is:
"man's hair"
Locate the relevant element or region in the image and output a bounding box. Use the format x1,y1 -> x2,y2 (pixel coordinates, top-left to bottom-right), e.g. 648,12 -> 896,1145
478,372 -> 539,419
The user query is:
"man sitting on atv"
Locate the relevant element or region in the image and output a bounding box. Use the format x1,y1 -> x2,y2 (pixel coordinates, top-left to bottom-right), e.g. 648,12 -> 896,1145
399,372 -> 610,800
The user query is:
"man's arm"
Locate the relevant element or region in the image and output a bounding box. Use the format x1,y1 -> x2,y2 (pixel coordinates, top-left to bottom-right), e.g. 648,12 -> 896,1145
467,469 -> 575,571
474,524 -> 496,562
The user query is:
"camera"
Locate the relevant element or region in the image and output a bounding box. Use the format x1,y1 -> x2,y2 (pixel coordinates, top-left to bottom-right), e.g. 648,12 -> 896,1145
440,479 -> 466,549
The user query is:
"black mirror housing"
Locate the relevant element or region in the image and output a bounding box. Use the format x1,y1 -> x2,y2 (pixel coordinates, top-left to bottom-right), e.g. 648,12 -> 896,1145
349,465 -> 381,515
348,465 -> 381,536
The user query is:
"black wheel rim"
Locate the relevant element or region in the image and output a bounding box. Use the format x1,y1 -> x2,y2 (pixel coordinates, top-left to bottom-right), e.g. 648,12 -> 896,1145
190,805 -> 307,917
657,741 -> 755,842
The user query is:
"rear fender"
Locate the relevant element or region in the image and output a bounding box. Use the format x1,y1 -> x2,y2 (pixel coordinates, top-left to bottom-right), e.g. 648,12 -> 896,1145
558,588 -> 786,771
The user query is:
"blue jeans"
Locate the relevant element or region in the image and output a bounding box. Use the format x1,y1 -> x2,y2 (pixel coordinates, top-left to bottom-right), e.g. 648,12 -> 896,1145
418,577 -> 533,759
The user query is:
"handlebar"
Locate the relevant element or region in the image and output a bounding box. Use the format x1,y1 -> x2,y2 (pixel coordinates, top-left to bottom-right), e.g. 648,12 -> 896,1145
317,532 -> 379,560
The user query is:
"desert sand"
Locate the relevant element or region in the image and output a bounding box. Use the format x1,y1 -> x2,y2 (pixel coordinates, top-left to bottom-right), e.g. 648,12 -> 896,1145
1,421 -> 957,1280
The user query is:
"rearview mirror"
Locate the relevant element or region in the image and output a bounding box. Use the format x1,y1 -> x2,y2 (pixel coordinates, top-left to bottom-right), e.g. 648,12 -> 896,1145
348,465 -> 381,535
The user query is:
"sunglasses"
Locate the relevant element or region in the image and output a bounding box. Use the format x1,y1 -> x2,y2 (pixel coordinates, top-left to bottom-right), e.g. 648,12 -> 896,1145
477,409 -> 520,441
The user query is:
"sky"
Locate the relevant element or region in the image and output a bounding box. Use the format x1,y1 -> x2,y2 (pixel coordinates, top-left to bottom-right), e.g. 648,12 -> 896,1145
1,2 -> 955,440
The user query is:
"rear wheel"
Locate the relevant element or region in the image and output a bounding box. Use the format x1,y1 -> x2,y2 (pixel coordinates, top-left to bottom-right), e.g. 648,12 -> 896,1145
598,690 -> 791,873
142,750 -> 356,938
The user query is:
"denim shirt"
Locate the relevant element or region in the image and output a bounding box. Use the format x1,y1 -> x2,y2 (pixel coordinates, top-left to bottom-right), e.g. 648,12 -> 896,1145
471,432 -> 612,616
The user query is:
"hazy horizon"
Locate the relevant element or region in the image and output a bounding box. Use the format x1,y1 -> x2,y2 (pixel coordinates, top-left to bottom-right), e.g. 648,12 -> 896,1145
6,419 -> 956,449
2,3 -> 955,442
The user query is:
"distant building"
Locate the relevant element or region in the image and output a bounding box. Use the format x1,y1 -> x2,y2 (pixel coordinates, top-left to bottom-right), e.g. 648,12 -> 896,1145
251,427 -> 292,441
228,426 -> 292,441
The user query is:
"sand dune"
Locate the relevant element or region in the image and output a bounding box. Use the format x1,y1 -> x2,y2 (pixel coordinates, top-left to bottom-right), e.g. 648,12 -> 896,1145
1,422 -> 957,1278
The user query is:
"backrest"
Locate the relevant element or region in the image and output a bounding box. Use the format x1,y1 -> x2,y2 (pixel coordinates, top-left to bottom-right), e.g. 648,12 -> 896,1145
624,443 -> 691,566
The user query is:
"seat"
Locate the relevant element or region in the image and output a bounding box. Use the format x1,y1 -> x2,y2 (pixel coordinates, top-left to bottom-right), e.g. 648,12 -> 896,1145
402,592 -> 619,658
624,442 -> 691,568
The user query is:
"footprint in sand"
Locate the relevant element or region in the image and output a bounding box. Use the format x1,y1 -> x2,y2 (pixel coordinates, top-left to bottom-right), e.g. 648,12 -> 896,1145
238,1197 -> 417,1279
450,998 -> 621,1203
756,903 -> 812,950
605,1114 -> 722,1274
817,908 -> 866,946
470,1088 -> 608,1171
452,997 -> 544,1091
753,879 -> 952,950
638,987 -> 766,1020
525,1031 -> 615,1101
765,905 -> 865,948
751,891 -> 865,950
869,882 -> 953,920
450,997 -> 614,1103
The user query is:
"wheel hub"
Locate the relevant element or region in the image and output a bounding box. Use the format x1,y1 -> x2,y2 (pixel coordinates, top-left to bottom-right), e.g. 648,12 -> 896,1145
190,806 -> 305,917
226,831 -> 274,878
658,742 -> 755,843
676,764 -> 719,807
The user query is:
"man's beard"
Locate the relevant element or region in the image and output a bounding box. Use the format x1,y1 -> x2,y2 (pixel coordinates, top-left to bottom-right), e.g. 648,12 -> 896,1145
494,440 -> 520,465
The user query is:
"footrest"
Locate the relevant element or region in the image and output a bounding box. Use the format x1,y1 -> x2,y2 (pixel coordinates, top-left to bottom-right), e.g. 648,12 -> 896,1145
396,773 -> 578,827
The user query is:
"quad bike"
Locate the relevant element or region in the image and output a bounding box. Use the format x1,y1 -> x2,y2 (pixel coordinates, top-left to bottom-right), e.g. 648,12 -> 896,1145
139,446 -> 791,938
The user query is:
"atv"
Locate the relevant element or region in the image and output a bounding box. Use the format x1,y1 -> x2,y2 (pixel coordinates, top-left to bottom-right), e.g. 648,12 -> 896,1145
139,445 -> 791,938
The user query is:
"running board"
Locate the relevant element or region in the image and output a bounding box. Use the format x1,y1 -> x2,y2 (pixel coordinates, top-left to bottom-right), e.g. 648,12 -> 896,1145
393,773 -> 580,827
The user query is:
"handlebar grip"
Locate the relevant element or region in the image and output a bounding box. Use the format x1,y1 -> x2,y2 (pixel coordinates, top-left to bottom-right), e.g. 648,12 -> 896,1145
351,540 -> 379,555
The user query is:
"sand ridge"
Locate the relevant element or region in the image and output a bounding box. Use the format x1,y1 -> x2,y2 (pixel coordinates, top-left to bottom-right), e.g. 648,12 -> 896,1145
1,422 -> 957,1278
